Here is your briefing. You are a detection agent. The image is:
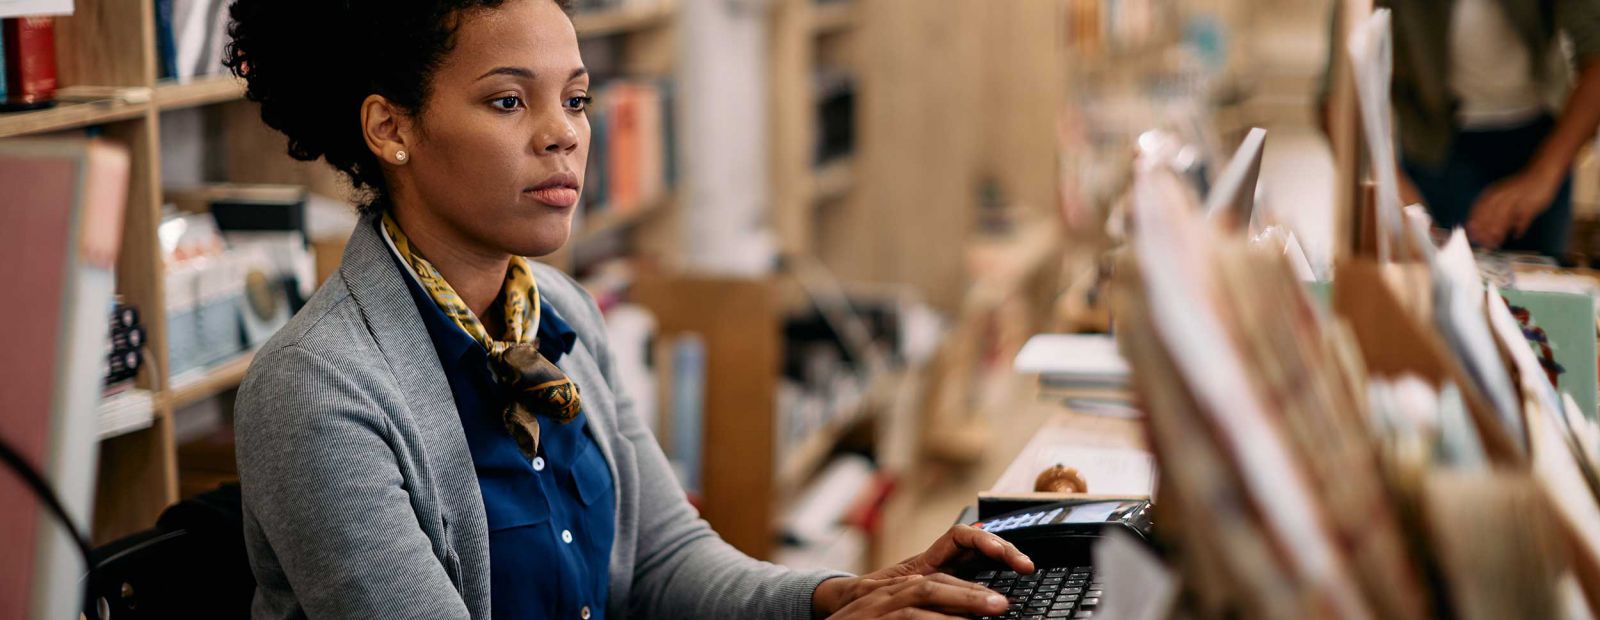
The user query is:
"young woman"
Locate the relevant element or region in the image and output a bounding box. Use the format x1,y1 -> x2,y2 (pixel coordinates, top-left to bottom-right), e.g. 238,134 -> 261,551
225,1 -> 1032,618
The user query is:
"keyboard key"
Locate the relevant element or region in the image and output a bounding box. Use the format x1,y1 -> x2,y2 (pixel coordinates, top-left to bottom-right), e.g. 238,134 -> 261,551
1020,573 -> 1042,583
1062,587 -> 1082,595
1085,590 -> 1102,597
1022,615 -> 1045,620
1051,601 -> 1076,611
1035,584 -> 1059,594
1071,567 -> 1092,574
1041,577 -> 1063,585
1074,612 -> 1095,619
1047,611 -> 1073,618
975,570 -> 997,580
1000,571 -> 1019,579
1045,567 -> 1069,576
1080,598 -> 1100,607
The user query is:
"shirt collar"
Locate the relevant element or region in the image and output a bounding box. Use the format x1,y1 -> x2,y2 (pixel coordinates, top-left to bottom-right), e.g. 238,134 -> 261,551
378,218 -> 577,364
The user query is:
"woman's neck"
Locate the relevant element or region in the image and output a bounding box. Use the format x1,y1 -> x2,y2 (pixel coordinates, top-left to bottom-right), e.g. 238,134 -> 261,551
390,204 -> 511,329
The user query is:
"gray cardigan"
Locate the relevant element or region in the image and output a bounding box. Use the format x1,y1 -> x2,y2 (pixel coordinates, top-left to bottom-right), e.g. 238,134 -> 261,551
234,216 -> 842,619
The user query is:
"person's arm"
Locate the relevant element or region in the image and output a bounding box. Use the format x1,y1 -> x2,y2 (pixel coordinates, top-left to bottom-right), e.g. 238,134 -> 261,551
1468,58 -> 1600,247
235,344 -> 471,619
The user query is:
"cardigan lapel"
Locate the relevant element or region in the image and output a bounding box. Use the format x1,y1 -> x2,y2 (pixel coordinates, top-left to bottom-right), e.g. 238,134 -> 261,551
337,216 -> 485,522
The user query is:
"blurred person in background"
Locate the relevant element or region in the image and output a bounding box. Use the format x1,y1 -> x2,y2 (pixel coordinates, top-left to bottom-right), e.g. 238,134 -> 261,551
1323,0 -> 1600,256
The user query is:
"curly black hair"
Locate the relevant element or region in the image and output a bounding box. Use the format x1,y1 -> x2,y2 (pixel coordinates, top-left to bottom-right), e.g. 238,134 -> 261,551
225,0 -> 573,211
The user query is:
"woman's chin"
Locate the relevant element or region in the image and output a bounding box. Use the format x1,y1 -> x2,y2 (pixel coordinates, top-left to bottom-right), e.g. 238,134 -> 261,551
507,222 -> 571,258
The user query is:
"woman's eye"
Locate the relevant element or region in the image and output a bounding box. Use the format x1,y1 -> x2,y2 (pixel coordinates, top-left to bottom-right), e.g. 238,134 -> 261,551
565,95 -> 593,112
490,95 -> 524,112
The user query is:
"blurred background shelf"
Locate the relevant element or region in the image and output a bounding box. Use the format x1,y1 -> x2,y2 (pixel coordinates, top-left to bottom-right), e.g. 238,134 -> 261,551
167,351 -> 257,410
572,1 -> 676,37
573,192 -> 672,248
0,100 -> 149,138
812,157 -> 855,203
153,77 -> 246,111
810,1 -> 857,34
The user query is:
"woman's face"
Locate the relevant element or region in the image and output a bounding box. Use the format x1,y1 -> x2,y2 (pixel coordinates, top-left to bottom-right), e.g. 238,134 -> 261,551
399,0 -> 589,258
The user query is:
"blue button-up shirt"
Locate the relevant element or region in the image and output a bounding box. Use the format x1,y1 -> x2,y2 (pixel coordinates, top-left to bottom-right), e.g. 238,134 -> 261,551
391,249 -> 615,620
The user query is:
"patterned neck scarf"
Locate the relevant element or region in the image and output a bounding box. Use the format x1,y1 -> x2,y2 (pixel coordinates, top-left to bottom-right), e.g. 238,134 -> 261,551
382,213 -> 581,459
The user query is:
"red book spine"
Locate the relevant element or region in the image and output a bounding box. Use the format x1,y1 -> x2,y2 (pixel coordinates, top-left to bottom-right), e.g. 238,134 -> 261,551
3,17 -> 57,104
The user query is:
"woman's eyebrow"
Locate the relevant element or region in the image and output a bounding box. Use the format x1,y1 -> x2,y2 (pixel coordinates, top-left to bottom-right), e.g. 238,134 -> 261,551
477,66 -> 535,81
475,67 -> 587,82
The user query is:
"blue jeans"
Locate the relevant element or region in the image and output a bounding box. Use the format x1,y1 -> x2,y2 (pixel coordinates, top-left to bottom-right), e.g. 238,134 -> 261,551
1402,114 -> 1574,257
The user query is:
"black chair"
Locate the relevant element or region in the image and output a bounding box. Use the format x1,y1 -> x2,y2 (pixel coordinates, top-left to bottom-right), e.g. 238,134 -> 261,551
83,483 -> 254,619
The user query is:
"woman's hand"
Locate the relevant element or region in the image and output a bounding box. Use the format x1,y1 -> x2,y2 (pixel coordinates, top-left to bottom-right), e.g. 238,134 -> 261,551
812,524 -> 1035,617
820,574 -> 1010,619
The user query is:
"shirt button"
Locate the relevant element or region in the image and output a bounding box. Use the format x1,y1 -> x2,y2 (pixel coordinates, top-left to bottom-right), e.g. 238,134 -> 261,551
580,605 -> 591,619
561,529 -> 573,544
532,457 -> 546,471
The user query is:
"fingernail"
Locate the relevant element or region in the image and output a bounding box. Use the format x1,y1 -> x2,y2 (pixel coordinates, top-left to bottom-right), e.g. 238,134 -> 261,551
986,594 -> 1006,607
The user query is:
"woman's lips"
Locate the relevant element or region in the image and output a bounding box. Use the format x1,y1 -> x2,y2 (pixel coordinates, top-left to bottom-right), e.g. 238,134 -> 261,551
526,187 -> 580,208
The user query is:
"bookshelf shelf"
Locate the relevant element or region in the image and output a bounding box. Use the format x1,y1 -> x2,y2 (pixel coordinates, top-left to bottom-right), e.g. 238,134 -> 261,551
812,157 -> 855,203
153,77 -> 247,111
573,192 -> 671,247
0,100 -> 149,139
811,1 -> 857,35
572,1 -> 675,38
776,371 -> 892,494
777,407 -> 873,495
167,350 -> 257,410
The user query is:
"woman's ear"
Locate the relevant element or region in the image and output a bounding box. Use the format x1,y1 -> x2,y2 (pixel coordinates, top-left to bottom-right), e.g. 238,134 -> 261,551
360,94 -> 413,166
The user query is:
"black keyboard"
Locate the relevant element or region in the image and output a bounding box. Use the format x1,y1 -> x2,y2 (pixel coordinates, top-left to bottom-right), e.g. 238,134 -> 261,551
964,565 -> 1102,619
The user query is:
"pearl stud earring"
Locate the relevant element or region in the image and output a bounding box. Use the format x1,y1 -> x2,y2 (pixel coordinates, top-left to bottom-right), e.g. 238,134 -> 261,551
395,150 -> 408,163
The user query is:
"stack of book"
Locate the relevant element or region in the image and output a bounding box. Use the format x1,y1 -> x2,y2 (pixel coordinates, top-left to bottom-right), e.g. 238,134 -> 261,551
582,79 -> 675,224
151,0 -> 232,81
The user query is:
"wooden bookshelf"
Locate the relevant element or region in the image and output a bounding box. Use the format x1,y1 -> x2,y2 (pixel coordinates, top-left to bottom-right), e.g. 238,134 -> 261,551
572,192 -> 671,248
0,100 -> 150,138
777,401 -> 876,495
572,1 -> 675,37
153,76 -> 247,111
811,1 -> 858,34
167,351 -> 258,410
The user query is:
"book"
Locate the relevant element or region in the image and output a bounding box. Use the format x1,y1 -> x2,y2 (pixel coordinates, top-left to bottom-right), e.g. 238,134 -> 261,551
0,24 -> 8,102
0,138 -> 130,620
154,0 -> 178,80
1,16 -> 56,107
607,82 -> 642,212
668,333 -> 706,494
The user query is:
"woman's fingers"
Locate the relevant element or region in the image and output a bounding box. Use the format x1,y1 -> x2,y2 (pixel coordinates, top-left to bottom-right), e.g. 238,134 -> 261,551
947,524 -> 1034,574
878,574 -> 1009,616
